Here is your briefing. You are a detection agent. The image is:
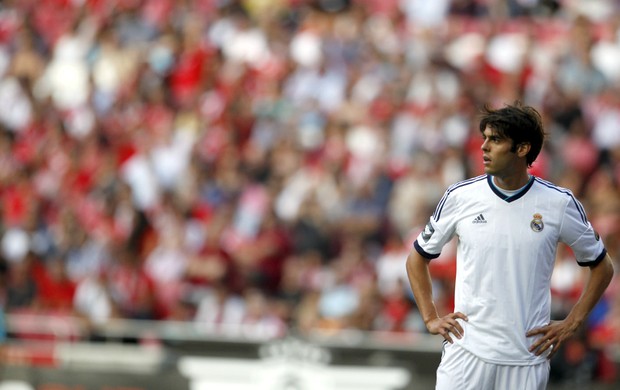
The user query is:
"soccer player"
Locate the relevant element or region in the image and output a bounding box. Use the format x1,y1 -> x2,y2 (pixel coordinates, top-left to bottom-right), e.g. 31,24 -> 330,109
405,102 -> 614,389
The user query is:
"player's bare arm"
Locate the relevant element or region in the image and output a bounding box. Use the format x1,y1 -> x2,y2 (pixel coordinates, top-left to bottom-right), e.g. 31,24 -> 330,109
527,253 -> 614,358
406,250 -> 468,343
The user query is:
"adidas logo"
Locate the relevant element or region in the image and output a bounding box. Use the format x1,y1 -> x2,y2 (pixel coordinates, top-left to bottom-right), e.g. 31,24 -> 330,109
472,214 -> 487,224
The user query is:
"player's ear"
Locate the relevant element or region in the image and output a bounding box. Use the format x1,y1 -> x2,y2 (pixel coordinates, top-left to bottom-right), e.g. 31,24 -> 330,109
516,143 -> 530,158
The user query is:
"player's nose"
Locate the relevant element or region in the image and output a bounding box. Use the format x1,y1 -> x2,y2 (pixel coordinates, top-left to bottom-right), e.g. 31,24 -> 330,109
481,139 -> 490,151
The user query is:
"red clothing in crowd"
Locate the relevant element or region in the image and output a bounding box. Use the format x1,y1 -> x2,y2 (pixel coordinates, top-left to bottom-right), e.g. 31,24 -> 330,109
32,260 -> 76,312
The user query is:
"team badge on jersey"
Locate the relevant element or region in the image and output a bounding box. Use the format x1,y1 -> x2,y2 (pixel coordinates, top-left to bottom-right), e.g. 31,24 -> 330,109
530,213 -> 544,232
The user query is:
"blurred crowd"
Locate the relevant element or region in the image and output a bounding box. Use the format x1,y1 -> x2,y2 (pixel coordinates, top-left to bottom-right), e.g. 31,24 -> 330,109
0,0 -> 619,384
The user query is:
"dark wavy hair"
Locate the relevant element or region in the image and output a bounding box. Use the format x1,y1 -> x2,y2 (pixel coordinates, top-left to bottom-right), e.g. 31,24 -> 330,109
478,101 -> 546,167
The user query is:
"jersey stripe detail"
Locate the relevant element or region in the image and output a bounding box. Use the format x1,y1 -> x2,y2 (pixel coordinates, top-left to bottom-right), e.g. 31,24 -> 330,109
534,178 -> 588,224
433,175 -> 486,221
577,249 -> 607,267
414,239 -> 441,259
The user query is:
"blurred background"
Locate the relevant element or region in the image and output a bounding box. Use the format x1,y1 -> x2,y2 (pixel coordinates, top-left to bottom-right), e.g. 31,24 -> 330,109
0,0 -> 619,389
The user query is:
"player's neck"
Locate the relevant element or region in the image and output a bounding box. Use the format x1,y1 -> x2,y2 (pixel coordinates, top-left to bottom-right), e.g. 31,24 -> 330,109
492,172 -> 531,191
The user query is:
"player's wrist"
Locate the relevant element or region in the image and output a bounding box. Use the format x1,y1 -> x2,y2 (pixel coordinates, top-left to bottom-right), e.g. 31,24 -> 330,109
564,313 -> 584,330
423,313 -> 440,326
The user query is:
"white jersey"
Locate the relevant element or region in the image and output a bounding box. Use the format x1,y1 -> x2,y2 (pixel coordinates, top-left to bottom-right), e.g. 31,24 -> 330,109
414,174 -> 607,365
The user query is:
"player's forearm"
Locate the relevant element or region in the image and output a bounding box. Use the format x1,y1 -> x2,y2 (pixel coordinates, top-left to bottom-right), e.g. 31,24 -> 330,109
565,253 -> 614,327
406,250 -> 440,325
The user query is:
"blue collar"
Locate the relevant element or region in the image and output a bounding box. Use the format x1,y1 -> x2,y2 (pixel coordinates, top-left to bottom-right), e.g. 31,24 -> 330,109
487,175 -> 535,202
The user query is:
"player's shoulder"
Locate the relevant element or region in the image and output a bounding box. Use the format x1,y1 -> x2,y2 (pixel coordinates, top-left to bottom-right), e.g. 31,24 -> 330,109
531,176 -> 576,200
532,176 -> 587,209
432,175 -> 488,221
445,174 -> 488,195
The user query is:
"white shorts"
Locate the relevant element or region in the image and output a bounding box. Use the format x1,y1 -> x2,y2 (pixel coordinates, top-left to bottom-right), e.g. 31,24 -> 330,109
436,342 -> 550,390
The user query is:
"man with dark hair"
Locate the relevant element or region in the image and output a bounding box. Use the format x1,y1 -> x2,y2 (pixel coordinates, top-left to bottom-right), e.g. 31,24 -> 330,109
406,101 -> 614,389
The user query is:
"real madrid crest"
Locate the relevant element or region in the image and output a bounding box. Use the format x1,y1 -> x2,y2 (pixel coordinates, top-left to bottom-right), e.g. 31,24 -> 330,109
531,213 -> 544,232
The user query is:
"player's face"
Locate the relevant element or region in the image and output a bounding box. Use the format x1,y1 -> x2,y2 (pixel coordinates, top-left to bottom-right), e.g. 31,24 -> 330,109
480,126 -> 522,178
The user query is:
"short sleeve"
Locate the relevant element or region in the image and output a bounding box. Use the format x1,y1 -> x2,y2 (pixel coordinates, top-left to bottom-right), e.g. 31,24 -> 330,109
559,195 -> 606,266
414,188 -> 459,259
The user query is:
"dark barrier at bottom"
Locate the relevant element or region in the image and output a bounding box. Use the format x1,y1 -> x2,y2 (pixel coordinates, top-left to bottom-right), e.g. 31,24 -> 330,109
0,365 -> 190,390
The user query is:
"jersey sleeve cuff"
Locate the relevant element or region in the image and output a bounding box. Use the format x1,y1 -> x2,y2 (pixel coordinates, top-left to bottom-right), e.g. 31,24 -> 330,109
576,248 -> 607,267
414,239 -> 441,260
